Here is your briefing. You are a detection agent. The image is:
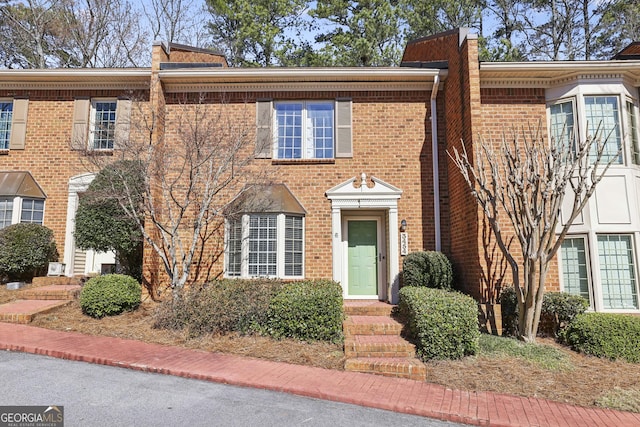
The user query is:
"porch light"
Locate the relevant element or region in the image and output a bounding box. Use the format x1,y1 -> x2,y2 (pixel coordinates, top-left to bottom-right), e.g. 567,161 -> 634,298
400,219 -> 407,232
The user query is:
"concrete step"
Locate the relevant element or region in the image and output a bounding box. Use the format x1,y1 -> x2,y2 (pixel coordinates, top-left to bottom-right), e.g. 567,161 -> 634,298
32,276 -> 83,287
344,335 -> 416,358
343,315 -> 404,337
344,357 -> 427,381
343,300 -> 395,316
18,285 -> 81,301
0,299 -> 71,324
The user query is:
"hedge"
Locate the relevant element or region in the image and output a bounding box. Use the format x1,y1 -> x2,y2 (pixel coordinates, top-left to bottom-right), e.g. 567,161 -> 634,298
80,274 -> 141,318
153,279 -> 283,336
561,312 -> 640,363
263,280 -> 344,343
0,223 -> 58,282
398,286 -> 479,360
402,251 -> 453,290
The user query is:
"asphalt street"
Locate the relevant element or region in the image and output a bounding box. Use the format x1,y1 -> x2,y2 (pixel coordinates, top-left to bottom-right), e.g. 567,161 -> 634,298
0,351 -> 467,427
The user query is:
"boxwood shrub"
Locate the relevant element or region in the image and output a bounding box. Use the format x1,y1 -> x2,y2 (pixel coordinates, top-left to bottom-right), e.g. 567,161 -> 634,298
398,286 -> 479,360
0,223 -> 58,282
500,287 -> 589,337
263,280 -> 343,343
80,274 -> 141,318
402,251 -> 453,290
561,313 -> 640,363
153,279 -> 283,336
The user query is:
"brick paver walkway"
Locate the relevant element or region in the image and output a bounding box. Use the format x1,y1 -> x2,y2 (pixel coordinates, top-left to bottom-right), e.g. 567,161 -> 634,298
1,323 -> 638,426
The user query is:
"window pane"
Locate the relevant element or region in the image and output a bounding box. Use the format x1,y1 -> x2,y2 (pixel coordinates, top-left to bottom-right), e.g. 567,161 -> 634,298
549,101 -> 574,153
276,104 -> 302,159
561,237 -> 591,304
308,103 -> 334,159
597,235 -> 639,309
285,216 -> 303,276
0,102 -> 13,150
248,214 -> 277,277
92,101 -> 117,150
626,101 -> 640,165
226,219 -> 242,276
585,96 -> 622,164
0,197 -> 13,229
20,198 -> 44,225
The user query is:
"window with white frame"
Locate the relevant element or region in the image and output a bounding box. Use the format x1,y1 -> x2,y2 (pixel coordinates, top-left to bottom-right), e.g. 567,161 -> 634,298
0,101 -> 13,150
275,102 -> 334,159
626,100 -> 640,165
549,100 -> 575,151
584,96 -> 622,164
20,198 -> 44,224
226,213 -> 304,278
90,100 -> 117,150
0,197 -> 45,230
0,197 -> 13,228
560,237 -> 591,304
597,235 -> 639,309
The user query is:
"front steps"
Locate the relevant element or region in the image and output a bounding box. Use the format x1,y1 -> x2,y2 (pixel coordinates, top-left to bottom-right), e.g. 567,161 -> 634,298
343,301 -> 426,381
0,277 -> 82,324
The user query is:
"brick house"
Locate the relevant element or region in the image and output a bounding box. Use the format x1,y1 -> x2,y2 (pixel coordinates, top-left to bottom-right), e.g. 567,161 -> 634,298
1,29 -> 639,313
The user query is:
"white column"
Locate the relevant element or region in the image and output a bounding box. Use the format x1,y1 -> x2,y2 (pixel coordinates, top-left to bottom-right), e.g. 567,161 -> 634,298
63,191 -> 79,276
388,207 -> 399,304
331,207 -> 344,297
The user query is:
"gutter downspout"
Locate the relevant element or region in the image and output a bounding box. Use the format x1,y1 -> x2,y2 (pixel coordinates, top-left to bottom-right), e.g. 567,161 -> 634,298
431,74 -> 442,251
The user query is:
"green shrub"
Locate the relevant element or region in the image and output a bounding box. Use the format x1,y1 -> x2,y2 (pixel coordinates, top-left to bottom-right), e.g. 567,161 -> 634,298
561,312 -> 640,363
153,279 -> 283,337
263,280 -> 343,343
402,251 -> 453,290
398,287 -> 480,360
499,287 -> 589,337
0,223 -> 58,283
80,274 -> 141,318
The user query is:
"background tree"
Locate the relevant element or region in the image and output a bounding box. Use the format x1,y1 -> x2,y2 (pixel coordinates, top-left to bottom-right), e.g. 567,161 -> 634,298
400,0 -> 482,41
450,125 -> 617,342
74,161 -> 144,282
143,0 -> 209,47
205,0 -> 306,66
311,0 -> 403,66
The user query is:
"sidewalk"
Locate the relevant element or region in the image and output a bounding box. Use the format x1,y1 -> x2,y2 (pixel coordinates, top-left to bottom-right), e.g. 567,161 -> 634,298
1,323 -> 638,427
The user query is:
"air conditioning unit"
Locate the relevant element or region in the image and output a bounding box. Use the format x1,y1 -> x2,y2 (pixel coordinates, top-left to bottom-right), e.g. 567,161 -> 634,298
47,262 -> 66,276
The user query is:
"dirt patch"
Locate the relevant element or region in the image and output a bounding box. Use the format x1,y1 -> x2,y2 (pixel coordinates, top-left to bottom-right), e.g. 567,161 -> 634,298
2,284 -> 639,410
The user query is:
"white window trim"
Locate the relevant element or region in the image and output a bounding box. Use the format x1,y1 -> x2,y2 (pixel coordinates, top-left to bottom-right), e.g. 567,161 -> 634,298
272,100 -> 335,160
89,98 -> 117,151
224,213 -> 305,279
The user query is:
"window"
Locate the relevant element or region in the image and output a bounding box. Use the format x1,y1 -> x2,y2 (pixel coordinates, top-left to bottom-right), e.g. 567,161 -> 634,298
20,198 -> 44,224
560,237 -> 591,304
226,213 -> 304,278
627,100 -> 640,165
90,100 -> 117,150
275,102 -> 334,159
598,235 -> 639,309
0,197 -> 13,229
0,102 -> 12,150
584,96 -> 622,164
549,100 -> 575,151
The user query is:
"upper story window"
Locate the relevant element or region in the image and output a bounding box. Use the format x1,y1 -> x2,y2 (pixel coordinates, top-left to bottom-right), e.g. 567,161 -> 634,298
548,94 -> 638,165
0,102 -> 13,150
90,100 -> 117,150
275,102 -> 334,159
71,97 -> 131,151
255,99 -> 352,160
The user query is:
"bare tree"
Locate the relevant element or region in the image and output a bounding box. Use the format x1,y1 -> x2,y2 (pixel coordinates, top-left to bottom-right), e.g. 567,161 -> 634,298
76,94 -> 265,298
450,124 -> 617,342
143,0 -> 210,46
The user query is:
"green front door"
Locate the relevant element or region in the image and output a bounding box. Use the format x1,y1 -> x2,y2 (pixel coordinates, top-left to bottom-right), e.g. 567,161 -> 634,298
347,220 -> 378,296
